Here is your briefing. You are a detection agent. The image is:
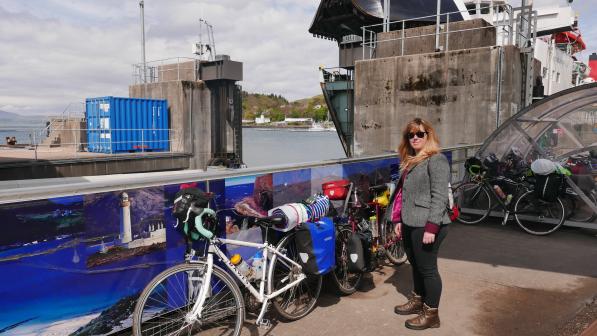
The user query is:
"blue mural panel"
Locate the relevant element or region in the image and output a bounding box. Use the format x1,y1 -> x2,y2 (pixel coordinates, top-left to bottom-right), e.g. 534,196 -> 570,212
273,168 -> 312,207
0,157 -> 399,335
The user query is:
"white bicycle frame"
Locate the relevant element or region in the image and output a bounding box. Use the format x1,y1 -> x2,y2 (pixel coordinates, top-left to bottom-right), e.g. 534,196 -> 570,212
186,236 -> 307,326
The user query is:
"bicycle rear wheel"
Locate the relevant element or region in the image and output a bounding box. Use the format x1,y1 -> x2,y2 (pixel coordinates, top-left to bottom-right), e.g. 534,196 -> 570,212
384,220 -> 407,265
329,226 -> 363,295
132,263 -> 244,336
514,190 -> 565,235
270,232 -> 322,321
452,182 -> 491,224
568,191 -> 597,222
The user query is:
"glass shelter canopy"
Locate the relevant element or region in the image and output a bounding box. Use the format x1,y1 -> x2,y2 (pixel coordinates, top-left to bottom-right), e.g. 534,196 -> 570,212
474,83 -> 597,229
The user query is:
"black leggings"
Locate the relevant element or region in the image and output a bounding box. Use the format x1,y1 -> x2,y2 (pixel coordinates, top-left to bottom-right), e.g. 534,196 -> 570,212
402,224 -> 448,308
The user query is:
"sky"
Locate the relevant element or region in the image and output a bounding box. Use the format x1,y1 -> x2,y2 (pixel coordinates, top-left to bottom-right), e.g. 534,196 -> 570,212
0,0 -> 595,116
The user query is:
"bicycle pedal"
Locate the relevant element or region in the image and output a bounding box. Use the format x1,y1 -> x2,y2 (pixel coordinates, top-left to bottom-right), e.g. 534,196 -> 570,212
257,318 -> 271,329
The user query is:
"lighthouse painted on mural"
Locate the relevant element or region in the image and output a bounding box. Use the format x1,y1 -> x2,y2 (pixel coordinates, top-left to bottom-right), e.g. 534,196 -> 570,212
120,192 -> 133,244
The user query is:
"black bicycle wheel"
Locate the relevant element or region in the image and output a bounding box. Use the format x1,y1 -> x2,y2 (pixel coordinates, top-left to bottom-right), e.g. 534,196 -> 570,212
133,263 -> 244,336
270,232 -> 322,321
384,220 -> 407,265
329,227 -> 363,295
514,190 -> 565,235
452,182 -> 491,224
568,191 -> 597,222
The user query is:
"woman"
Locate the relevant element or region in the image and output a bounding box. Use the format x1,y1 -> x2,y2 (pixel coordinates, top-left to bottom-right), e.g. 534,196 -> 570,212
391,118 -> 451,330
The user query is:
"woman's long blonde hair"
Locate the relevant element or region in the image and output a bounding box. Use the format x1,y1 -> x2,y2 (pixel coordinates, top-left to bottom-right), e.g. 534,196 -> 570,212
399,118 -> 441,172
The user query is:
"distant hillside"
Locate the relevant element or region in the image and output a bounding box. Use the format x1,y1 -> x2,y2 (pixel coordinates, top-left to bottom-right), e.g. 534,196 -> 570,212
242,92 -> 328,122
0,110 -> 20,119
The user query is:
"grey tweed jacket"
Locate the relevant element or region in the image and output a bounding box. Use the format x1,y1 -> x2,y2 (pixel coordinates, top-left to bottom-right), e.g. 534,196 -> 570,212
388,154 -> 452,227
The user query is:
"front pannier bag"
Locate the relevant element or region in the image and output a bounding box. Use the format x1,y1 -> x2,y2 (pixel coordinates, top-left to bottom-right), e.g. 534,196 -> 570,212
295,217 -> 335,275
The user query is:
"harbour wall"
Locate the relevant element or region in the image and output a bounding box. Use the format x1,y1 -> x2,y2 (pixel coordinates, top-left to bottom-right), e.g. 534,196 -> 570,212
130,80 -> 212,169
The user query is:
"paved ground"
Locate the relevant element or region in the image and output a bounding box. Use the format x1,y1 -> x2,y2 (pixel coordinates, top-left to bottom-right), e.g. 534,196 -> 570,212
240,221 -> 597,336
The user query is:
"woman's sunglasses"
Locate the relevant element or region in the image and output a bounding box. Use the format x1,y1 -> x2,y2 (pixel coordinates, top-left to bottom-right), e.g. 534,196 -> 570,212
407,131 -> 427,139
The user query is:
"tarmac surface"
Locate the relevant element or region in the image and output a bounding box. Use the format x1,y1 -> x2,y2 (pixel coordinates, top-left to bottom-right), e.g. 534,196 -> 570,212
240,221 -> 597,336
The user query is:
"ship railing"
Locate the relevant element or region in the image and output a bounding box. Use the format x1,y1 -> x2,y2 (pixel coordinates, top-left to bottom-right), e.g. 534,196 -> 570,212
319,67 -> 353,83
132,57 -> 200,84
0,128 -> 184,161
360,3 -> 536,60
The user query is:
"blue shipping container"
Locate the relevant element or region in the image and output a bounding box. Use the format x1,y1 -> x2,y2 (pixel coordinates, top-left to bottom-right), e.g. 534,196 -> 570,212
86,97 -> 169,153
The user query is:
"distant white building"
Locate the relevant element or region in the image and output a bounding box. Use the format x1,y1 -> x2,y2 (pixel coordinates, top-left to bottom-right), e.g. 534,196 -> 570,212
284,117 -> 313,123
255,114 -> 271,124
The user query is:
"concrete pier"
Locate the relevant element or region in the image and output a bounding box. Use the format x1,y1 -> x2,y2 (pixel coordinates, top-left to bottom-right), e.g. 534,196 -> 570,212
130,80 -> 212,169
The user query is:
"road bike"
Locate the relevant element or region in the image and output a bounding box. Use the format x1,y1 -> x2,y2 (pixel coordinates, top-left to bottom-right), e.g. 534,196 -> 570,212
452,165 -> 566,236
132,204 -> 322,336
330,182 -> 406,295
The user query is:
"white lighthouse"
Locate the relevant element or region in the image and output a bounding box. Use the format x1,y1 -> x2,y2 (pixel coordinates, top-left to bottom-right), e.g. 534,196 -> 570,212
120,192 -> 133,244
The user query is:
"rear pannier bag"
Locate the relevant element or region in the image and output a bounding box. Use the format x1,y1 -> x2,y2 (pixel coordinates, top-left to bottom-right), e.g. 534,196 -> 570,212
534,173 -> 564,202
295,217 -> 335,275
322,179 -> 350,200
346,231 -> 365,273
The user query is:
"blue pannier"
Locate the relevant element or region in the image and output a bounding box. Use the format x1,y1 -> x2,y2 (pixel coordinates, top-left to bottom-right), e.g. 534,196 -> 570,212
295,217 -> 335,275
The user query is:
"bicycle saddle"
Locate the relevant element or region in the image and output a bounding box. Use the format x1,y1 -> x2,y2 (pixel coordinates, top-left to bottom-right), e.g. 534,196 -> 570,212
369,184 -> 388,193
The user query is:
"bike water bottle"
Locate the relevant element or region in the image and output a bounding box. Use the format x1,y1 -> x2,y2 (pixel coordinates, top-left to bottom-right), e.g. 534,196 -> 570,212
231,254 -> 254,279
493,185 -> 506,199
504,194 -> 513,206
251,251 -> 264,280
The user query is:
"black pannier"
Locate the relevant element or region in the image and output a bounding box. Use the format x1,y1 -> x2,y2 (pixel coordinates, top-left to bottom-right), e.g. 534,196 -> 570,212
346,231 -> 365,273
534,173 -> 564,202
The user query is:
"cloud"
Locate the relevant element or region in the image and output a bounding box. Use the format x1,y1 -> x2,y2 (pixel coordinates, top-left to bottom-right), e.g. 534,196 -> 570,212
2,1 -> 594,116
0,0 -> 337,115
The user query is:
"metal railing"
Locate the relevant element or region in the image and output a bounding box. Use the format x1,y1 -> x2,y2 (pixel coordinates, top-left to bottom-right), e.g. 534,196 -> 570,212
360,4 -> 536,60
0,142 -> 482,203
320,67 -> 354,83
132,57 -> 200,84
0,128 -> 183,160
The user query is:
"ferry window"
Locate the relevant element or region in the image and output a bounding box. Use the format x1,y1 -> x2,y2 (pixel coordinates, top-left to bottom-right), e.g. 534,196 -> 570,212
480,5 -> 490,14
466,4 -> 476,15
556,72 -> 561,83
542,67 -> 548,78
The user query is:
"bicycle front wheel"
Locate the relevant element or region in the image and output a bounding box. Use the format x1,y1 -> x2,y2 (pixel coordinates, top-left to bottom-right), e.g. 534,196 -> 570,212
270,232 -> 322,321
514,190 -> 566,235
132,263 -> 244,336
329,226 -> 363,295
452,182 -> 491,224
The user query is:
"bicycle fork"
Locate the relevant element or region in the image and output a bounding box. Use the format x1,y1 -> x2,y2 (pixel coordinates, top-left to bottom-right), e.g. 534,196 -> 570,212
185,253 -> 214,324
502,210 -> 510,226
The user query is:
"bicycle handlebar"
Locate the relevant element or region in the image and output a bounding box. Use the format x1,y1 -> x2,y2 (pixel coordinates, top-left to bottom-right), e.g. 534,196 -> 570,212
192,207 -> 216,239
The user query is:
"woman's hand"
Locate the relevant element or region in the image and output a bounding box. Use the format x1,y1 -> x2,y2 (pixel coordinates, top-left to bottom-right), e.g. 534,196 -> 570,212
394,222 -> 402,240
422,232 -> 436,244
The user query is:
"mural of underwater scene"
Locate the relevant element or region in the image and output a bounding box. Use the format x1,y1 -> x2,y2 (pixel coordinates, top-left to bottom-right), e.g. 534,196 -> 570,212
222,174 -> 273,260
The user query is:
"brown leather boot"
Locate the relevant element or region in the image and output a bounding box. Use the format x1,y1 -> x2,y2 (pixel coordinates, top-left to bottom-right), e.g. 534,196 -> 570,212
394,292 -> 423,315
405,303 -> 440,330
